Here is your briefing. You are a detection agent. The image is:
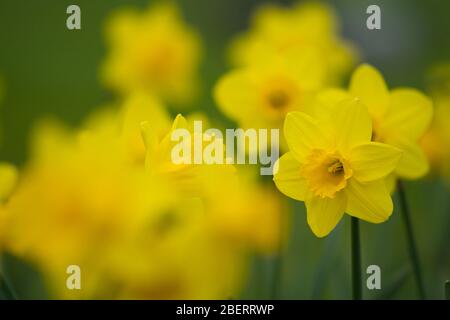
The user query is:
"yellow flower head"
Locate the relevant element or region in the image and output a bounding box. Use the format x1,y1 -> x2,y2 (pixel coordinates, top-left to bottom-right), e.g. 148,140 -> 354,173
274,98 -> 402,237
319,64 -> 433,180
229,1 -> 357,83
101,3 -> 202,105
2,115 -> 244,299
119,91 -> 172,163
204,169 -> 284,254
141,115 -> 283,253
214,48 -> 325,148
420,63 -> 450,178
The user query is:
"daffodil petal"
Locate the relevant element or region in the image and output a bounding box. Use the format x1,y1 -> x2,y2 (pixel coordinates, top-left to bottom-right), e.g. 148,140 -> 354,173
171,114 -> 189,130
305,192 -> 346,238
307,89 -> 351,128
385,172 -> 397,194
316,88 -> 351,107
333,98 -> 372,154
390,138 -> 429,179
273,152 -> 308,201
349,64 -> 390,119
350,142 -> 402,182
283,112 -> 330,162
380,89 -> 433,141
0,163 -> 18,201
345,179 -> 393,223
214,70 -> 258,122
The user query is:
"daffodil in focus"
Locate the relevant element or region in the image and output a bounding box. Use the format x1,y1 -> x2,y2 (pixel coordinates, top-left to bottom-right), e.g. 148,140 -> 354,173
319,64 -> 433,181
101,3 -> 202,105
229,1 -> 357,84
214,49 -> 325,149
274,99 -> 402,237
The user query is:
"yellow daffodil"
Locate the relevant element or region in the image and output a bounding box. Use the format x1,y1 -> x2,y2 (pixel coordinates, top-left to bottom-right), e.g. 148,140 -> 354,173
204,171 -> 284,253
2,115 -> 244,299
229,1 -> 357,84
420,97 -> 450,178
119,91 -> 171,163
141,114 -> 283,253
274,98 -> 402,237
318,64 -> 433,181
420,63 -> 450,179
101,3 -> 202,105
214,48 -> 325,148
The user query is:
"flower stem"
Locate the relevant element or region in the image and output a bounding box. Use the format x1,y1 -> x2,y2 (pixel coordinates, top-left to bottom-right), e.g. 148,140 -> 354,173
397,180 -> 426,300
270,251 -> 282,300
351,217 -> 362,300
271,224 -> 286,300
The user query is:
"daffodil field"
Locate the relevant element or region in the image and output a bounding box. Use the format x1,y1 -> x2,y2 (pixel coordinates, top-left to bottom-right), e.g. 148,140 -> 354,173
0,0 -> 449,300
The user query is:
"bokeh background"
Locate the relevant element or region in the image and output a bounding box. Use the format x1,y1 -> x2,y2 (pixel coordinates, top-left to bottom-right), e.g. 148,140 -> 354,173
0,0 -> 449,299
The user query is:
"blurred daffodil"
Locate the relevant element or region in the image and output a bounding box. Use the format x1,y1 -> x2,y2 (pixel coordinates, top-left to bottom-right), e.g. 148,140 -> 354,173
214,49 -> 325,149
119,91 -> 171,163
319,64 -> 433,182
141,114 -> 283,253
274,99 -> 402,237
101,3 -> 202,105
421,64 -> 450,178
420,98 -> 450,178
205,171 -> 284,253
229,1 -> 357,84
2,115 -> 244,299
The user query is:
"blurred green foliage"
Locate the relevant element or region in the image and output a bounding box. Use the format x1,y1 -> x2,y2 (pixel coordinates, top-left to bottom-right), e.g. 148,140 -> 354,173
0,0 -> 449,299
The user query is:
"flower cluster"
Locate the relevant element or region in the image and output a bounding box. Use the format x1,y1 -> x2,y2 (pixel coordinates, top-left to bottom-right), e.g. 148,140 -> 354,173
0,1 -> 441,299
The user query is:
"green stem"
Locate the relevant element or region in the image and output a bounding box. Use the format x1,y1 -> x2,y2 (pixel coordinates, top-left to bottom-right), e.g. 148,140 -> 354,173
351,217 -> 362,300
397,180 -> 426,300
270,252 -> 282,300
445,281 -> 450,300
271,219 -> 285,300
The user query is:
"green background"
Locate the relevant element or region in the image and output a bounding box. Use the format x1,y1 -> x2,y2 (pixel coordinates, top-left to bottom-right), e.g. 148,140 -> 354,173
0,0 -> 449,299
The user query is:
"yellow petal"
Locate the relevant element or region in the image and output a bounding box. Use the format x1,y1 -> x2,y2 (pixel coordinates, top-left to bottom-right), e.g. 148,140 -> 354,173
345,179 -> 393,223
171,114 -> 189,130
214,70 -> 258,122
305,191 -> 346,238
349,142 -> 402,182
273,152 -> 308,201
333,98 -> 372,154
316,88 -> 351,107
390,138 -> 429,179
0,163 -> 18,201
385,173 -> 397,194
380,89 -> 433,141
349,64 -> 390,119
140,121 -> 159,170
306,89 -> 350,127
283,112 -> 330,162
